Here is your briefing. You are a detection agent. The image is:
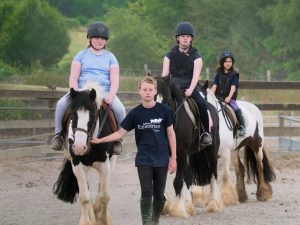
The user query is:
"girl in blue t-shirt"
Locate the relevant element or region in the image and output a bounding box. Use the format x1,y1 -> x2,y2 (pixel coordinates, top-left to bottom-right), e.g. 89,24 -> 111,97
211,50 -> 246,137
50,22 -> 126,152
91,76 -> 177,225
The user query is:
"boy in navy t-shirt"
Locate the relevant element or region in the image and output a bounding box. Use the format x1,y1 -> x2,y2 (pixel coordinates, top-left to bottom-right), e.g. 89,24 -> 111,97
91,76 -> 176,225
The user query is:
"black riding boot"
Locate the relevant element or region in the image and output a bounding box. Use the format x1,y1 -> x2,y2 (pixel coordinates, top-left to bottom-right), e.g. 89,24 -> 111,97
191,90 -> 212,149
152,199 -> 165,225
140,197 -> 152,225
235,109 -> 246,137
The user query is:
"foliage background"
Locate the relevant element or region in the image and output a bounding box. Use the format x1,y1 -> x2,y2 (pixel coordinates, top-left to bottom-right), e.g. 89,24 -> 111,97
0,0 -> 299,89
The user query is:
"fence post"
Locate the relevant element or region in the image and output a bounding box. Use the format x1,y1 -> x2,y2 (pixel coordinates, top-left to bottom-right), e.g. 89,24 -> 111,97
205,67 -> 210,81
267,70 -> 271,81
144,64 -> 149,76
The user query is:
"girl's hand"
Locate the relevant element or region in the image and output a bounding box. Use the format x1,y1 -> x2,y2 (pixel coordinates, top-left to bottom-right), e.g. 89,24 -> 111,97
91,138 -> 102,144
184,88 -> 192,97
225,97 -> 231,103
168,157 -> 177,174
104,95 -> 113,105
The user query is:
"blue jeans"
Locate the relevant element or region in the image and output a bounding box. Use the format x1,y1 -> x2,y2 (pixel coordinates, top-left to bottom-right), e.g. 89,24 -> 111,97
229,99 -> 240,111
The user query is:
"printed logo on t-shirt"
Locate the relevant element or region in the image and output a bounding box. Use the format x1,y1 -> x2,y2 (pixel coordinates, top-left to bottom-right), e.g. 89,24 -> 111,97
137,118 -> 163,131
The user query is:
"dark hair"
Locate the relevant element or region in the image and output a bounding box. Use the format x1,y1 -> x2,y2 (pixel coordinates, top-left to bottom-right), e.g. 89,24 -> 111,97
216,60 -> 235,74
217,50 -> 235,73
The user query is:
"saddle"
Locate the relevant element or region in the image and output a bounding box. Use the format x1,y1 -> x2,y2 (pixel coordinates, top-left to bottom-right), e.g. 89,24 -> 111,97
219,101 -> 238,128
185,98 -> 203,131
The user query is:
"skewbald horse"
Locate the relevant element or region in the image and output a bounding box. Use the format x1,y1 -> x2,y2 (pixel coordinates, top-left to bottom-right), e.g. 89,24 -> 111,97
53,83 -> 117,225
200,81 -> 276,205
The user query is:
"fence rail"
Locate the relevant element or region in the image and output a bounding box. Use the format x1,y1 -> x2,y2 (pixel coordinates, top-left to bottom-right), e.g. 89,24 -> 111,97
1,81 -> 300,151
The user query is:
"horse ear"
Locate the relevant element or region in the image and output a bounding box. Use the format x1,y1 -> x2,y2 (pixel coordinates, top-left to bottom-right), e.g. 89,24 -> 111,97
89,89 -> 96,101
70,88 -> 77,98
203,80 -> 209,89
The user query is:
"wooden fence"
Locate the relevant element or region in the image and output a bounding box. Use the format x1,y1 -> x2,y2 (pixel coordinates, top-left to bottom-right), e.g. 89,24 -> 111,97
1,81 -> 300,149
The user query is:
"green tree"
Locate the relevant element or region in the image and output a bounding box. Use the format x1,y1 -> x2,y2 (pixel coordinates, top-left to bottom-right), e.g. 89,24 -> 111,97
261,0 -> 300,80
105,2 -> 168,72
47,0 -> 135,18
0,0 -> 70,68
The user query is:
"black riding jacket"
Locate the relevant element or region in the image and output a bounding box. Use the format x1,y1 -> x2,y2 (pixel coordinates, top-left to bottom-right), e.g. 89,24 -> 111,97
213,70 -> 239,100
166,46 -> 201,83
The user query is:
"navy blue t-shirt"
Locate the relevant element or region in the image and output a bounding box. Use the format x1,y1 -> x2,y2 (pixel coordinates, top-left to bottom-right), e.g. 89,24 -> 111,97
121,103 -> 174,167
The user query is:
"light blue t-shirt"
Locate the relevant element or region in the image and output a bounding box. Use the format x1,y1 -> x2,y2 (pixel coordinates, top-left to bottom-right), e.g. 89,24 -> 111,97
73,48 -> 118,92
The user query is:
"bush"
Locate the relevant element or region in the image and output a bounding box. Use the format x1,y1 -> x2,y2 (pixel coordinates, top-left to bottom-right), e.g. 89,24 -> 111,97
0,0 -> 70,68
0,99 -> 31,120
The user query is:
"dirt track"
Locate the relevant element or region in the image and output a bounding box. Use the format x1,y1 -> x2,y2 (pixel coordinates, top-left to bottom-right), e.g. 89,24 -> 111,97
0,151 -> 300,225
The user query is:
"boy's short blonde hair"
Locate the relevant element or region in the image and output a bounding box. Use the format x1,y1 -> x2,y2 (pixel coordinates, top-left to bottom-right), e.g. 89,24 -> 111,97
138,76 -> 157,90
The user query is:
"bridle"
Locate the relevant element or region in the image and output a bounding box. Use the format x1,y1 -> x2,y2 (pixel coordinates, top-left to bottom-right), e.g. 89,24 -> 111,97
72,101 -> 99,148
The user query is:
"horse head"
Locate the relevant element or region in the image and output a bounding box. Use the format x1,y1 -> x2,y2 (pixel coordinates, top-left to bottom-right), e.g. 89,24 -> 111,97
155,75 -> 184,110
68,87 -> 100,156
199,80 -> 218,108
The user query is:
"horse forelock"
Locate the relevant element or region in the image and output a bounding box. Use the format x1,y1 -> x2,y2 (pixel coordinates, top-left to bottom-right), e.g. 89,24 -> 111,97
69,90 -> 96,112
79,82 -> 104,108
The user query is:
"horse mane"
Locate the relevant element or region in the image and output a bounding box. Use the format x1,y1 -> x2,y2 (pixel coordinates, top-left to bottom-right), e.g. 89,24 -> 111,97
68,82 -> 104,111
206,88 -> 216,100
169,81 -> 185,103
80,82 -> 104,108
156,75 -> 185,102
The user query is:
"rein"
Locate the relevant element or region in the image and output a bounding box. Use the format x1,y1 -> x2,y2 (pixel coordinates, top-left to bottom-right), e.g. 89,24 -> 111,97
173,97 -> 187,116
218,99 -> 234,131
97,105 -> 109,138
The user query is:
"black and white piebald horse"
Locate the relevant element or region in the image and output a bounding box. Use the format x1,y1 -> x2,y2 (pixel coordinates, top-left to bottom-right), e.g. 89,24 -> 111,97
155,75 -> 223,218
53,83 -> 117,225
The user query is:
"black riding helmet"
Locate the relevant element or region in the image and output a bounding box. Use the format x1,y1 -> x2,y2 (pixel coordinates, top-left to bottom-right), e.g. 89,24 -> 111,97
219,50 -> 235,65
175,22 -> 195,37
87,22 -> 109,40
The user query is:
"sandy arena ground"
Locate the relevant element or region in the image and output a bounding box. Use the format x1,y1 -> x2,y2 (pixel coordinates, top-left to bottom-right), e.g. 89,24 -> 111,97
0,150 -> 299,225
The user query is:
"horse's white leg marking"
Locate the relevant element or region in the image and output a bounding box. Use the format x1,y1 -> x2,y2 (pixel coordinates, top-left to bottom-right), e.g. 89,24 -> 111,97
191,185 -> 207,206
255,146 -> 272,201
185,186 -> 196,216
169,183 -> 190,218
206,175 -> 223,212
72,163 -> 96,225
110,155 -> 117,172
231,149 -> 248,203
220,147 -> 239,205
162,193 -> 171,215
92,157 -> 113,225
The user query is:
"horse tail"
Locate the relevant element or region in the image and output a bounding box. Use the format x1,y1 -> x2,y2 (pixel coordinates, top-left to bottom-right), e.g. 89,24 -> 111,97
189,146 -> 217,186
53,159 -> 79,203
261,146 -> 276,182
244,145 -> 276,183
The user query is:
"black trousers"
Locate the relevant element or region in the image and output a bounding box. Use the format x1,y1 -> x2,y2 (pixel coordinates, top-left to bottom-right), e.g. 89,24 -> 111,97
137,166 -> 168,201
191,90 -> 209,132
173,78 -> 209,132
